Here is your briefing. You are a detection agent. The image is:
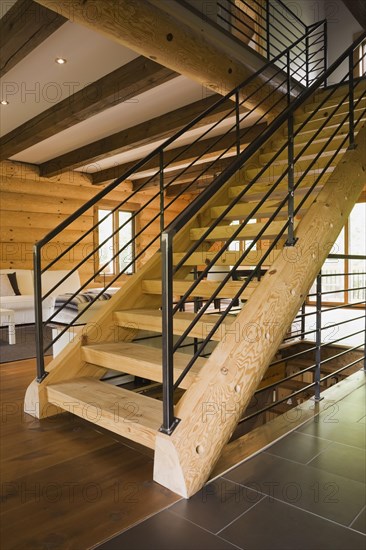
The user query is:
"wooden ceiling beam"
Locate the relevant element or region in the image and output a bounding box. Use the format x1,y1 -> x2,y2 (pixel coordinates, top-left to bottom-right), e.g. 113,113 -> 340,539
0,0 -> 66,77
0,57 -> 178,161
34,0 -> 286,115
39,95 -> 235,178
133,156 -> 233,192
91,123 -> 267,185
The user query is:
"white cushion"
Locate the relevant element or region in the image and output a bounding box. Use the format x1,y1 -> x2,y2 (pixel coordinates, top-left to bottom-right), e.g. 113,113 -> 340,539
42,270 -> 81,296
0,269 -> 34,295
0,274 -> 15,296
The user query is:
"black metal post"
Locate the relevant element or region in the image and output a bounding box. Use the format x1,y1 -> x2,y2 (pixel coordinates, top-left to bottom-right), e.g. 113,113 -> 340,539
266,0 -> 270,60
348,51 -> 355,149
34,245 -> 46,382
314,272 -> 323,401
159,150 -> 165,236
323,20 -> 328,87
301,301 -> 306,339
160,230 -> 180,434
286,49 -> 291,105
305,29 -> 309,87
193,265 -> 199,355
235,91 -> 240,156
285,113 -> 296,246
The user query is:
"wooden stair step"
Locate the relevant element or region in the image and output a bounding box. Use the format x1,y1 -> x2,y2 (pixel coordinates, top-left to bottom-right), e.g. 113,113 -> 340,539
113,309 -> 235,341
210,199 -> 281,220
245,148 -> 347,183
303,83 -> 366,113
172,249 -> 280,267
298,93 -> 366,120
190,220 -> 291,242
46,377 -> 162,449
142,278 -> 258,299
82,342 -> 206,390
211,197 -> 311,221
280,379 -> 313,391
292,108 -> 366,135
270,402 -> 295,415
259,133 -> 347,165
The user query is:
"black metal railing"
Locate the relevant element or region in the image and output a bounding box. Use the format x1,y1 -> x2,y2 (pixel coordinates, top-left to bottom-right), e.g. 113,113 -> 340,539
237,253 -> 366,425
33,23 -> 326,382
160,33 -> 366,433
181,0 -> 327,84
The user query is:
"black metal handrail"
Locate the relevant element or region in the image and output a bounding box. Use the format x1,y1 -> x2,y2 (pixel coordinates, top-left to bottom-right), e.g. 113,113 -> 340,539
33,21 -> 326,381
182,0 -> 313,70
160,32 -> 365,432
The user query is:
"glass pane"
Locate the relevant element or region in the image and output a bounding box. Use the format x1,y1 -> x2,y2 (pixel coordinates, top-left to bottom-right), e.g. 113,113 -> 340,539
228,220 -> 240,251
349,260 -> 366,303
348,203 -> 366,303
349,203 -> 366,256
118,211 -> 133,274
98,209 -> 114,275
310,229 -> 345,303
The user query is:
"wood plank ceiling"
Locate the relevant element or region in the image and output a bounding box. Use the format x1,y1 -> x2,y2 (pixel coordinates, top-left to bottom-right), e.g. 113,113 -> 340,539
0,0 -> 264,191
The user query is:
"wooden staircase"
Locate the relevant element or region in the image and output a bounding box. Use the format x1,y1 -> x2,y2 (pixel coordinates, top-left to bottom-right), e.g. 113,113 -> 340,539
25,80 -> 366,498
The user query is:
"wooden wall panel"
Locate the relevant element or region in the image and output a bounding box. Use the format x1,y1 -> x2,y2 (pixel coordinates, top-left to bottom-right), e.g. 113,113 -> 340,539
0,161 -> 192,285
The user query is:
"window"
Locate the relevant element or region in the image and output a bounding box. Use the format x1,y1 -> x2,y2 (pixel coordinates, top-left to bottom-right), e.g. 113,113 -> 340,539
95,207 -> 134,279
229,218 -> 257,253
309,201 -> 365,306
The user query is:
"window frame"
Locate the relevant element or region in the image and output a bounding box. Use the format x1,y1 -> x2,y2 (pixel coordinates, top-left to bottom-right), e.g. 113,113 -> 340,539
93,203 -> 136,282
307,200 -> 365,308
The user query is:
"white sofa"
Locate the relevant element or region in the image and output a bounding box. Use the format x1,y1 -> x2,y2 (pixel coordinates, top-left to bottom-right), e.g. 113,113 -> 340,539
0,269 -> 81,325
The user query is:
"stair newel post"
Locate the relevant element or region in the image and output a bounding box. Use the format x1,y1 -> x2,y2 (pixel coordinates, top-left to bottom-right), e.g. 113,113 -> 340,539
235,90 -> 240,156
34,244 -> 46,382
159,150 -> 165,234
265,0 -> 270,59
285,113 -> 296,247
348,51 -> 355,149
314,271 -> 323,401
161,230 -> 179,434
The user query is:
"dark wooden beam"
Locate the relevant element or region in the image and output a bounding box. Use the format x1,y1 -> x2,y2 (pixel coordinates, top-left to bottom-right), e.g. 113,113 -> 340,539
91,123 -> 267,185
133,156 -> 233,191
342,1 -> 366,30
0,0 -> 67,77
39,95 -> 235,178
0,57 -> 178,161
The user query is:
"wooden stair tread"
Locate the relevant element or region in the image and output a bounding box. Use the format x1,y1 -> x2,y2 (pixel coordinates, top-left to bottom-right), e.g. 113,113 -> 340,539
82,342 -> 206,389
280,379 -> 313,391
270,402 -> 295,415
190,220 -> 290,242
142,278 -> 258,299
114,309 -> 235,341
172,250 -> 280,267
47,377 -> 161,449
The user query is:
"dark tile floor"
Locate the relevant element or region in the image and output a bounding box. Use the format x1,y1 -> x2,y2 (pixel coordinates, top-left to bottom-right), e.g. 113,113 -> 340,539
95,382 -> 366,550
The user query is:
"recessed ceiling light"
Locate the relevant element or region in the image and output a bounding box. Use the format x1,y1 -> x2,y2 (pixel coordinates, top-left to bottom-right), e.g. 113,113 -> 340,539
1,100 -> 9,105
55,57 -> 67,65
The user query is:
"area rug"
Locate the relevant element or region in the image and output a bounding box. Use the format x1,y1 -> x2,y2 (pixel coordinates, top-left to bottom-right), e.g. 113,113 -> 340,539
0,325 -> 53,363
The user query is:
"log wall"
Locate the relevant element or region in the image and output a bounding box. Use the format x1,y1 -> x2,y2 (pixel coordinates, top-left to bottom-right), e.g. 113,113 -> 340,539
0,161 -> 191,285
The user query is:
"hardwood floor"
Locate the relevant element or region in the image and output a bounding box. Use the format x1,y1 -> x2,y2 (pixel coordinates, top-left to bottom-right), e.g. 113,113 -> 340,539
0,359 -> 180,550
